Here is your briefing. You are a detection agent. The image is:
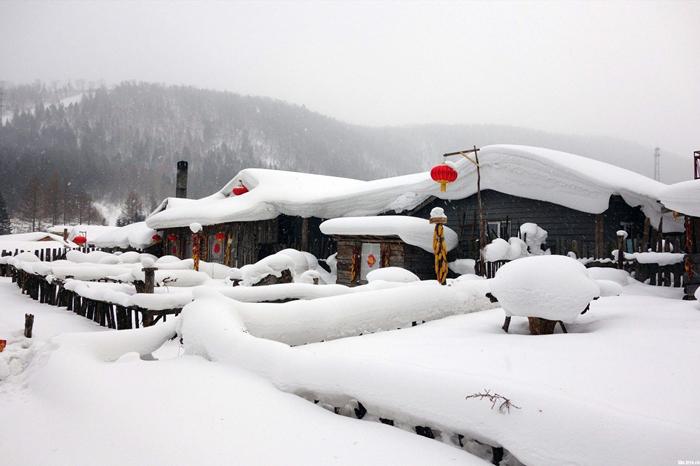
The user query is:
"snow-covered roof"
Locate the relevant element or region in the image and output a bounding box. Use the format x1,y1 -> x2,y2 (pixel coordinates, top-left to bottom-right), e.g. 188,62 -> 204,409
320,216 -> 458,253
146,144 -> 684,232
48,224 -> 118,242
659,180 -> 700,217
90,222 -> 157,250
0,232 -> 75,247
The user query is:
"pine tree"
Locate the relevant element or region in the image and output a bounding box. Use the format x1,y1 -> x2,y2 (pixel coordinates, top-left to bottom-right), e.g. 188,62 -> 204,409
117,190 -> 144,226
17,177 -> 42,231
0,189 -> 11,234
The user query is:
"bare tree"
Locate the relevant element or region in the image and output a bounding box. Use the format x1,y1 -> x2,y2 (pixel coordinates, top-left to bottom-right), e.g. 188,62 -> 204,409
17,176 -> 43,231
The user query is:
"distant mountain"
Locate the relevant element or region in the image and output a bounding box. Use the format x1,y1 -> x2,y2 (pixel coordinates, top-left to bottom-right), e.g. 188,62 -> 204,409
0,81 -> 692,216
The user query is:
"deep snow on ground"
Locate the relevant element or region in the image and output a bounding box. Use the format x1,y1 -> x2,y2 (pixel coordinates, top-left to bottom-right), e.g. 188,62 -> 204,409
1,274 -> 699,466
0,277 -> 484,466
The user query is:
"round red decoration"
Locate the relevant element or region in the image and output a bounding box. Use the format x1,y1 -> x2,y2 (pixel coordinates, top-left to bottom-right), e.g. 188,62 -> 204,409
430,164 -> 458,192
232,185 -> 249,196
213,243 -> 221,254
215,232 -> 225,241
167,234 -> 177,242
367,254 -> 376,267
152,234 -> 162,242
73,235 -> 87,245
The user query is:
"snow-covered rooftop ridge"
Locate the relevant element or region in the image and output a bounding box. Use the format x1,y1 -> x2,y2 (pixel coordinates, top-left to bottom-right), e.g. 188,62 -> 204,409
659,179 -> 700,217
146,145 -> 682,231
90,222 -> 157,250
320,216 -> 459,253
0,231 -> 75,247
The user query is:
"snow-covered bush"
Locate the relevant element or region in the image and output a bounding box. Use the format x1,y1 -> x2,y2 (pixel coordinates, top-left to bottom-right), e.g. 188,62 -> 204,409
490,255 -> 600,331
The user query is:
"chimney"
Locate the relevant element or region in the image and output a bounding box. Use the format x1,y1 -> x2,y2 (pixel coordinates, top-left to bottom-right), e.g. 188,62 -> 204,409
176,161 -> 188,198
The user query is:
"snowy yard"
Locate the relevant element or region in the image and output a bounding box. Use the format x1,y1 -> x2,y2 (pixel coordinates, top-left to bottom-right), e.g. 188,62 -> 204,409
1,272 -> 699,465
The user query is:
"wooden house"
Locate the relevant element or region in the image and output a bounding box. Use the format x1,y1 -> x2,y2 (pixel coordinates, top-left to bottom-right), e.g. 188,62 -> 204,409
659,174 -> 700,299
320,216 -> 458,285
146,145 -> 683,275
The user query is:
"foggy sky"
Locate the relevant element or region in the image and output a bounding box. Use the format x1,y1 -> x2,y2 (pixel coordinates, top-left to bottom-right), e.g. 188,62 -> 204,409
1,0 -> 699,158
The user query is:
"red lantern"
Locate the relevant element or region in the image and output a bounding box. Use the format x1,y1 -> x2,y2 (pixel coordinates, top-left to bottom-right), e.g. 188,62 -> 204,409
213,242 -> 221,254
430,164 -> 458,192
167,234 -> 177,242
232,185 -> 249,196
152,234 -> 162,242
215,232 -> 225,241
73,235 -> 87,245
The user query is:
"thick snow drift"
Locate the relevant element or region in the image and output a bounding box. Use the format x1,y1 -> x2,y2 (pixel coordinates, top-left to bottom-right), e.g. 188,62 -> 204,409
490,255 -> 600,322
90,221 -> 157,250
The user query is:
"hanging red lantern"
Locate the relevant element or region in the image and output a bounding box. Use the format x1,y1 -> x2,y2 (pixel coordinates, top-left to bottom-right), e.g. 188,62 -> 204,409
232,185 -> 249,196
73,235 -> 87,245
152,234 -> 162,242
430,164 -> 458,192
215,232 -> 225,241
167,233 -> 177,242
213,242 -> 221,254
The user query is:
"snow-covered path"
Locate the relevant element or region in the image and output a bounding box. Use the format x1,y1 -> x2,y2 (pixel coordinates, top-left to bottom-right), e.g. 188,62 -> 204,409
0,277 -> 486,466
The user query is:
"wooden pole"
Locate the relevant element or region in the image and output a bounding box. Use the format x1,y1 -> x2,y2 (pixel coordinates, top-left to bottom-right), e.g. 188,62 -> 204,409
142,267 -> 156,294
24,314 -> 34,338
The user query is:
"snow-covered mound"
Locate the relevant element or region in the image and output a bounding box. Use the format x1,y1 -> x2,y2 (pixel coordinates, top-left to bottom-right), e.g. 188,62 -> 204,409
586,267 -> 631,286
482,237 -> 529,262
230,249 -> 332,286
320,216 -> 458,253
490,255 -> 600,322
448,258 -> 476,275
366,267 -> 419,283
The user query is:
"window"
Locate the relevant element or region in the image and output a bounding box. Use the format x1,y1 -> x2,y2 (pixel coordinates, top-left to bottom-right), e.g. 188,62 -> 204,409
487,221 -> 501,239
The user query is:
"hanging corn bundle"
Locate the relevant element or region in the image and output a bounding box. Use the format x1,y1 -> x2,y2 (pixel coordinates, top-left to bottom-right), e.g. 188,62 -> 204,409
190,223 -> 203,271
350,245 -> 361,284
430,208 -> 449,285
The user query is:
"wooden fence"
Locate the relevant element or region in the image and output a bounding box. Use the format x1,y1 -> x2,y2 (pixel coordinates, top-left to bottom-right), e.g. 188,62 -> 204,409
479,257 -> 685,287
5,265 -> 180,330
0,245 -> 99,263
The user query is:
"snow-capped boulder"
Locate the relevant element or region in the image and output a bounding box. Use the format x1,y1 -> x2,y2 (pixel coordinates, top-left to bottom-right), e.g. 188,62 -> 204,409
490,255 -> 600,324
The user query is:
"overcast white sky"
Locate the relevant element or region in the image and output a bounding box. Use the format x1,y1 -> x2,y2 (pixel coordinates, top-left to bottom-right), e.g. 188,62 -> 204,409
1,0 -> 699,156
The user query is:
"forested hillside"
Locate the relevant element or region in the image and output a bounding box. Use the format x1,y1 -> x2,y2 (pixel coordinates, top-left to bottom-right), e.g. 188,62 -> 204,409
0,81 -> 689,229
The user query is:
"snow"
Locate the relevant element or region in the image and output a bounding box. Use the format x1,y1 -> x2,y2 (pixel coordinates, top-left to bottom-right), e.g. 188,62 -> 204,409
430,206 -> 447,220
48,224 -> 117,242
176,284 -> 700,466
190,279 -> 494,346
482,237 -> 529,262
659,179 -> 700,217
320,216 -> 458,253
0,276 -> 486,466
90,221 -> 157,250
147,144 -> 684,234
490,255 -> 600,322
366,267 -> 419,283
0,232 -> 76,254
519,222 -> 548,254
189,222 -> 202,233
448,258 -> 476,275
1,248 -> 699,466
232,249 -> 333,285
616,229 -> 628,239
585,267 -> 631,286
613,250 -> 685,265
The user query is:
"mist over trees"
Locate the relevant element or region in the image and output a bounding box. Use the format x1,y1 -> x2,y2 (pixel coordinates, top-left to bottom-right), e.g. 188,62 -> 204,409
0,81 -> 687,231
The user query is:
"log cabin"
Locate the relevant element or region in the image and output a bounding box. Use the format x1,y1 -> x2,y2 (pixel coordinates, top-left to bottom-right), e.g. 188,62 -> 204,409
145,145 -> 685,276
